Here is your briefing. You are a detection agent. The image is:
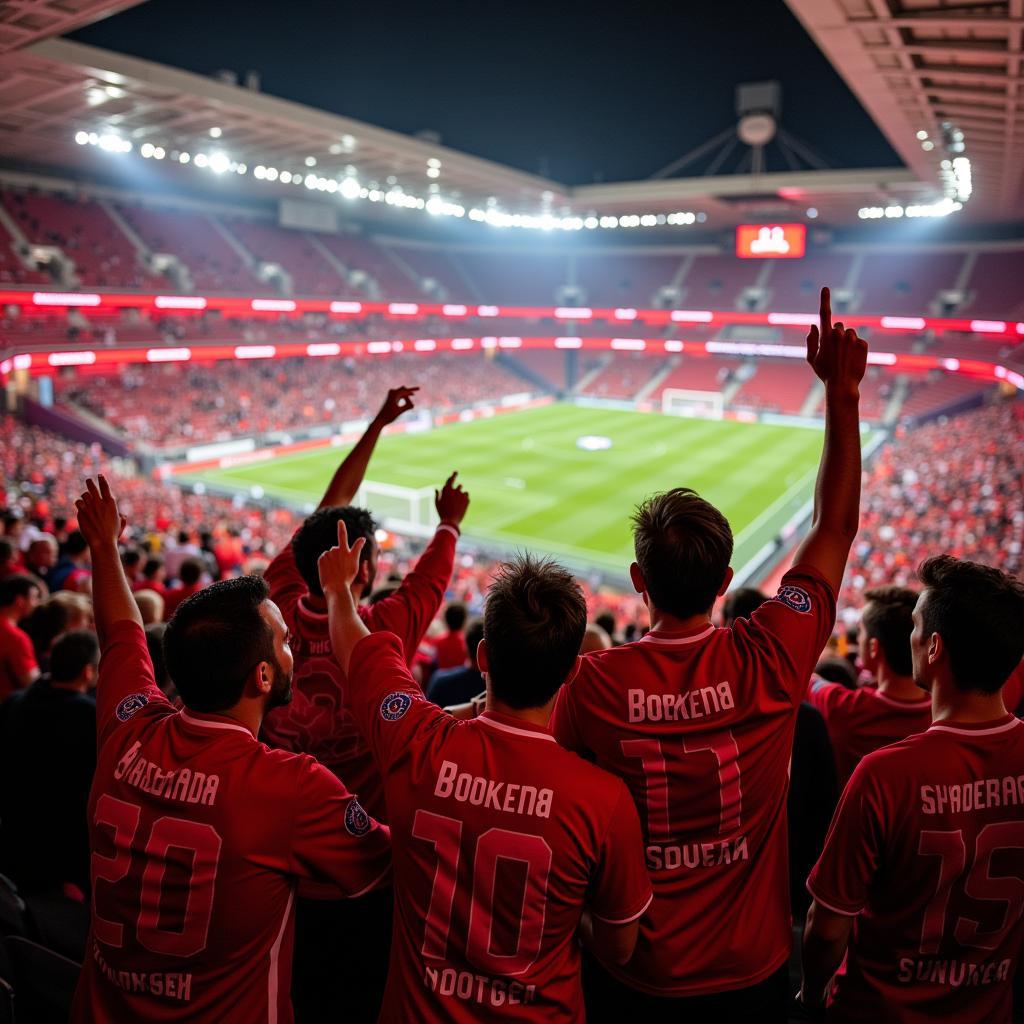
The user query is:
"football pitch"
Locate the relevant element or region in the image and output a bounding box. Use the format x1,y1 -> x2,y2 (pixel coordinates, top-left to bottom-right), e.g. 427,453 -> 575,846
191,405 -> 831,577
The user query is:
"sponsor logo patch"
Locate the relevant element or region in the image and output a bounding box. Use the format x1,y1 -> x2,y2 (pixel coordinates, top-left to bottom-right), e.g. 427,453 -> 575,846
344,799 -> 371,836
774,585 -> 812,614
116,693 -> 150,721
380,691 -> 413,721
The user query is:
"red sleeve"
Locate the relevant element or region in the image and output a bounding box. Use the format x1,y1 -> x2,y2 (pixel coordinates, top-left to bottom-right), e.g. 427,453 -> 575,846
96,620 -> 172,750
264,532 -> 307,632
288,756 -> 392,896
806,757 -> 887,916
5,627 -> 38,684
807,677 -> 846,720
347,630 -> 452,773
364,525 -> 457,664
736,563 -> 837,704
588,782 -> 653,924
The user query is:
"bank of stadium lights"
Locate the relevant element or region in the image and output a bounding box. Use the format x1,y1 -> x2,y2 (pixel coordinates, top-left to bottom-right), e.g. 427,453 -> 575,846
939,157 -> 972,203
858,197 -> 963,220
70,129 -> 701,231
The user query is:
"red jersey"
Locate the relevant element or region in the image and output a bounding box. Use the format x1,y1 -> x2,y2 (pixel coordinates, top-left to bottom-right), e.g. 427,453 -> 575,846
808,715 -> 1024,1024
435,630 -> 468,670
262,524 -> 457,820
0,616 -> 37,701
553,564 -> 836,996
71,620 -> 391,1024
348,631 -> 652,1023
162,581 -> 204,620
808,678 -> 932,787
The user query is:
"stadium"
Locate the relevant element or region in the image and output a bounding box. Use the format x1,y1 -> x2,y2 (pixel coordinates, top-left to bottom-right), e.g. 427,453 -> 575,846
0,0 -> 1023,1021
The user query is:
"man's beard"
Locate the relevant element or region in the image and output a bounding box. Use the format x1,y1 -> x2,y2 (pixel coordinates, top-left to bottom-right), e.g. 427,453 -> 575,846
267,660 -> 294,709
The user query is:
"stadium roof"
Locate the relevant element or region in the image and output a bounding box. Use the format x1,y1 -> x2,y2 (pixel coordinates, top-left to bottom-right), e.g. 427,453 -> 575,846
786,0 -> 1024,221
0,1 -> 1019,231
0,0 -> 144,53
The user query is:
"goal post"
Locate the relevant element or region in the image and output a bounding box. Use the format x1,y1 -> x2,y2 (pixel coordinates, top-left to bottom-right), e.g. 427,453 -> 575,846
662,388 -> 725,420
355,480 -> 438,538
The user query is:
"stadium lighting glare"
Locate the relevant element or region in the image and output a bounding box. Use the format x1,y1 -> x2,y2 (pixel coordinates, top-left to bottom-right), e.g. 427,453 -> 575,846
427,167 -> 441,178
194,153 -> 209,168
179,151 -> 191,164
208,152 -> 231,174
210,126 -> 222,138
806,207 -> 818,218
305,156 -> 317,167
916,130 -> 929,141
279,170 -> 292,183
339,176 -> 361,199
74,131 -> 89,146
254,165 -> 266,179
922,140 -> 935,151
265,167 -> 278,181
140,142 -> 155,158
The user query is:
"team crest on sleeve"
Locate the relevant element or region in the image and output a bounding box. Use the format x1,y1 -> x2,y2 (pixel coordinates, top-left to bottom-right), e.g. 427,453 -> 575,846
774,585 -> 813,614
380,691 -> 413,721
344,799 -> 371,836
116,693 -> 150,721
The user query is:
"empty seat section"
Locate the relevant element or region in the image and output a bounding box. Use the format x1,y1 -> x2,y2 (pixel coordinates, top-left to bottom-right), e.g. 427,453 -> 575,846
3,191 -> 162,289
378,244 -> 467,300
224,219 -> 344,295
732,361 -> 814,415
574,253 -> 684,307
963,251 -> 1024,319
855,252 -> 963,316
898,372 -> 994,421
456,251 -> 568,305
681,255 -> 760,309
579,354 -> 662,399
767,253 -> 853,309
316,234 -> 414,299
117,204 -> 260,293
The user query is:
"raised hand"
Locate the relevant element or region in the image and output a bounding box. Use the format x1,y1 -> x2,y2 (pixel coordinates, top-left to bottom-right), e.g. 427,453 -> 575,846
435,472 -> 470,528
75,475 -> 127,550
374,386 -> 419,427
806,287 -> 868,398
318,518 -> 367,596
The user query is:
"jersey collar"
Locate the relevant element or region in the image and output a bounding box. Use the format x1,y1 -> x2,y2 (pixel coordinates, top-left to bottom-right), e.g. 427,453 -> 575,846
477,710 -> 557,743
928,715 -> 1020,737
179,709 -> 256,739
639,623 -> 716,647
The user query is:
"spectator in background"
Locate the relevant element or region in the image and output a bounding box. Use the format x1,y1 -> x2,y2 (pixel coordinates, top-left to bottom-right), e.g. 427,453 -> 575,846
50,530 -> 91,592
720,586 -> 770,625
121,548 -> 143,588
433,601 -> 468,669
0,538 -> 19,577
427,617 -> 484,708
0,573 -> 41,699
808,586 -> 931,787
22,591 -> 93,668
581,622 -> 613,654
133,588 -> 164,625
24,534 -> 58,590
814,655 -> 859,690
163,557 -> 205,619
163,528 -> 200,582
214,528 -> 245,577
594,611 -> 617,645
133,556 -> 166,598
0,628 -> 99,896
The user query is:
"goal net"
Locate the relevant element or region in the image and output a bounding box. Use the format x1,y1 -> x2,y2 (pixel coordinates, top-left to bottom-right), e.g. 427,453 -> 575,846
356,480 -> 438,538
662,388 -> 725,420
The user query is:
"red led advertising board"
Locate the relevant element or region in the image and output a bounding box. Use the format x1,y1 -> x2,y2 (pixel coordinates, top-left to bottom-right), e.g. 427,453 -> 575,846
736,223 -> 807,259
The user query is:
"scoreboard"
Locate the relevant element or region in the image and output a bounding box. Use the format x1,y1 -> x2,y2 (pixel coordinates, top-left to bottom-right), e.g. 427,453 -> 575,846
735,223 -> 807,259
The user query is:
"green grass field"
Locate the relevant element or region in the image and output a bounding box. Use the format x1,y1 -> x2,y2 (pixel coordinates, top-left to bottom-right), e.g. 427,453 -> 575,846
189,404 -> 832,577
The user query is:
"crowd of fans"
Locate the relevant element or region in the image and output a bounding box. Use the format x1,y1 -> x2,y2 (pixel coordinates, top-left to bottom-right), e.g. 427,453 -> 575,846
55,352 -> 529,447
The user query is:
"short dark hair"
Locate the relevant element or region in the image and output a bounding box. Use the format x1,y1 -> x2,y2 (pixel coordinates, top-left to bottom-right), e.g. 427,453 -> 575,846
179,558 -> 203,586
815,655 -> 858,690
163,575 -> 276,712
20,598 -> 69,659
291,506 -> 377,598
65,531 -> 88,557
122,549 -> 142,568
465,618 -> 485,667
918,556 -> 1024,694
722,587 -> 768,626
49,629 -> 99,683
594,611 -> 616,639
444,602 -> 467,632
368,583 -> 400,605
143,557 -> 164,578
861,585 -> 917,676
0,574 -> 39,607
483,555 -> 586,709
632,488 -> 734,618
0,538 -> 13,562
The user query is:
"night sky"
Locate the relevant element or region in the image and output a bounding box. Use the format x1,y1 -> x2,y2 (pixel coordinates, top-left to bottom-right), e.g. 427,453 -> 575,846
69,0 -> 900,185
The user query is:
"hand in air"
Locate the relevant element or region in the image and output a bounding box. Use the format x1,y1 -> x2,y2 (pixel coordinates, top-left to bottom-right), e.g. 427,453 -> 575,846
318,519 -> 366,596
375,386 -> 419,427
435,472 -> 470,528
806,287 -> 868,398
75,475 -> 127,549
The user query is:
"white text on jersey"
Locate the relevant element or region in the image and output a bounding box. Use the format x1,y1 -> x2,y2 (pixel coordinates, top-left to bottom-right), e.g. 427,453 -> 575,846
920,776 -> 1024,815
628,683 -> 735,723
434,760 -> 553,818
115,741 -> 220,806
